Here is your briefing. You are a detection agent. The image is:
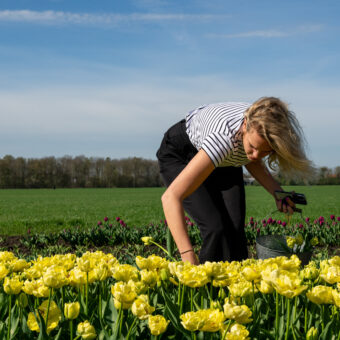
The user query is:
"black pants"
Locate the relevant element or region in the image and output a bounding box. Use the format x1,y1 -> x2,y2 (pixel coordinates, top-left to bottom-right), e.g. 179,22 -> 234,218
156,120 -> 248,263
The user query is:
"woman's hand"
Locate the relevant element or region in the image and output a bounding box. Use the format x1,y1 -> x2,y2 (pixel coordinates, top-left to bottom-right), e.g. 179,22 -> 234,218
275,194 -> 296,215
181,250 -> 200,265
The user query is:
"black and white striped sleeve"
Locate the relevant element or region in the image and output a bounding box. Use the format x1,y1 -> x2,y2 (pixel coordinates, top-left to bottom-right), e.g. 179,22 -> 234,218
201,132 -> 232,167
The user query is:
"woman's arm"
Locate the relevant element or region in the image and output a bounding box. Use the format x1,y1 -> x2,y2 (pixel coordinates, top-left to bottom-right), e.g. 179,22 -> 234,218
161,149 -> 215,264
245,161 -> 295,214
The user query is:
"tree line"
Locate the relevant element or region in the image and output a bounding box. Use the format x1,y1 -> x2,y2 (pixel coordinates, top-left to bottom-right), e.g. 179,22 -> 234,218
0,155 -> 163,188
0,155 -> 339,189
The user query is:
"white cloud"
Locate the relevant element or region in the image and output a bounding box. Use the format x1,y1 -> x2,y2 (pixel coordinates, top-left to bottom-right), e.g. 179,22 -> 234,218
207,24 -> 323,39
0,10 -> 227,26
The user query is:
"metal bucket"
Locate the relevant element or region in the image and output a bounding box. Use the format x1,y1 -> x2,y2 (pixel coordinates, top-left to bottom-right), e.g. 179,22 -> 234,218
256,235 -> 312,265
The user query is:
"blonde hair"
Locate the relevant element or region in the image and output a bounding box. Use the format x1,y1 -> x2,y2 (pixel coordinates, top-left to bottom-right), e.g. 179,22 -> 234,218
244,97 -> 314,177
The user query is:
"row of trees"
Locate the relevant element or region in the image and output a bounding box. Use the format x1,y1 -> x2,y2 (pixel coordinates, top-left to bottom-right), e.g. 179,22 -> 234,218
0,155 -> 163,188
0,155 -> 339,188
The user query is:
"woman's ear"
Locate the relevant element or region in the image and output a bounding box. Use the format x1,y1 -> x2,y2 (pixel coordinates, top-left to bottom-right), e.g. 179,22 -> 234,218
242,118 -> 247,133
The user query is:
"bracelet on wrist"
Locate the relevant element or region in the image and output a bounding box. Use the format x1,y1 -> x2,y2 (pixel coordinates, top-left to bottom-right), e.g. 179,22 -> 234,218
180,249 -> 194,255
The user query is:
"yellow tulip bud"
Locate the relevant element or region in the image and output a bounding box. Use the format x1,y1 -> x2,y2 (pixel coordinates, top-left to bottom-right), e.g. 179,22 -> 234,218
310,237 -> 319,246
295,234 -> 303,246
77,320 -> 97,340
160,268 -> 170,281
306,326 -> 318,340
64,302 -> 80,320
286,237 -> 296,249
148,315 -> 169,335
18,292 -> 28,308
141,236 -> 153,245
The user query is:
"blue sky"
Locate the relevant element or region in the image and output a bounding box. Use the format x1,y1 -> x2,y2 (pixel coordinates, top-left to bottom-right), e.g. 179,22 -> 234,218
0,0 -> 339,168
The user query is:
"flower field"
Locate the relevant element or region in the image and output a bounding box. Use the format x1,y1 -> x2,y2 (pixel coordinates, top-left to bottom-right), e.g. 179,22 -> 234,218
0,187 -> 339,339
0,248 -> 340,340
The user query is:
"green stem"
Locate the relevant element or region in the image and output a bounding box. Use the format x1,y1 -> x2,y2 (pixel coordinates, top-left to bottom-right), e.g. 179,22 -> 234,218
69,320 -> 73,340
114,306 -> 122,337
61,286 -> 64,310
180,285 -> 185,315
119,309 -> 124,338
321,304 -> 325,331
252,281 -> 255,317
150,241 -> 176,261
205,285 -> 212,302
293,296 -> 297,323
304,302 -> 308,334
222,320 -> 232,340
178,282 -> 181,306
7,295 -> 12,340
99,283 -> 102,323
275,290 -> 279,340
126,317 -> 137,340
190,288 -> 194,311
85,272 -> 89,317
45,288 -> 52,326
285,298 -> 291,340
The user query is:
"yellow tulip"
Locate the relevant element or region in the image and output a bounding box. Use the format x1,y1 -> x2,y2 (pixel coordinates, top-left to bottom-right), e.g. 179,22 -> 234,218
111,264 -> 139,282
27,300 -> 61,334
111,280 -> 137,309
3,276 -> 23,295
203,261 -> 229,281
136,254 -> 168,271
258,280 -> 274,294
320,265 -> 340,285
140,269 -> 158,288
68,267 -> 87,287
148,315 -> 169,335
0,251 -> 16,262
242,266 -> 261,283
92,263 -> 110,282
0,264 -> 9,280
223,300 -> 252,324
43,265 -> 69,289
76,256 -> 93,273
300,262 -> 319,281
271,272 -> 307,299
286,237 -> 296,249
180,310 -> 206,331
131,294 -> 155,320
200,309 -> 226,332
77,320 -> 97,340
176,264 -> 210,288
180,309 -> 226,332
10,259 -> 30,272
306,285 -> 334,304
228,280 -> 254,298
221,322 -> 250,340
64,301 -> 80,320
332,289 -> 340,308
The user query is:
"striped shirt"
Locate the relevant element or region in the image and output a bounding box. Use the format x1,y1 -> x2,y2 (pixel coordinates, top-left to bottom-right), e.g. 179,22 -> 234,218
185,102 -> 251,168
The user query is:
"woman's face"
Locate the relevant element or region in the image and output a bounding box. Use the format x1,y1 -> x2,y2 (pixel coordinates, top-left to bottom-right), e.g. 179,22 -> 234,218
242,121 -> 272,161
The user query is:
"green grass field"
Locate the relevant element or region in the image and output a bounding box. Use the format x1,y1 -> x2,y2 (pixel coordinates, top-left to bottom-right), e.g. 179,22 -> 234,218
0,186 -> 339,235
